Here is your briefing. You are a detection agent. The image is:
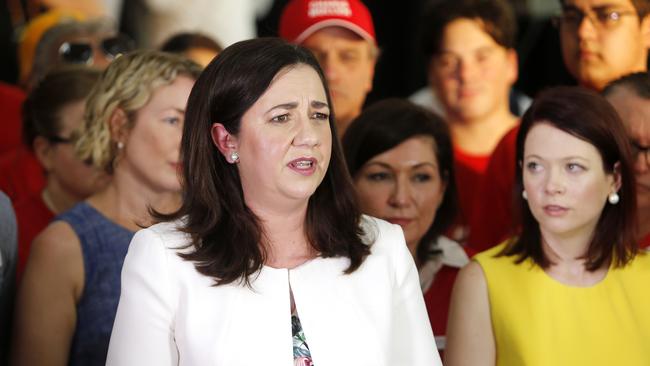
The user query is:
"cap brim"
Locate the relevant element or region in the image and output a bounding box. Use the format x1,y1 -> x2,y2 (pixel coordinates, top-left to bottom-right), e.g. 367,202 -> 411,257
294,19 -> 376,45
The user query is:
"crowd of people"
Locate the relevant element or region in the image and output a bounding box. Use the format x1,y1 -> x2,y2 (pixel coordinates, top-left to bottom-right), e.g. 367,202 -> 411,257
1,0 -> 649,365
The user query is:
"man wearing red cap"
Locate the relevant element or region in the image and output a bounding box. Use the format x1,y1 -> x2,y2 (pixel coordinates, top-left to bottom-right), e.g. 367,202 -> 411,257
280,0 -> 377,136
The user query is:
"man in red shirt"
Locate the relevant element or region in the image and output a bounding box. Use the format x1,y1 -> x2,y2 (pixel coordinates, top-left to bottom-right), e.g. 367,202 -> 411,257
420,0 -> 519,241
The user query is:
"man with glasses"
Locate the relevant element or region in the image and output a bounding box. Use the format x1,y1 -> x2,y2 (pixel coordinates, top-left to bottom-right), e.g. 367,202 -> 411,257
559,0 -> 650,91
604,72 -> 650,248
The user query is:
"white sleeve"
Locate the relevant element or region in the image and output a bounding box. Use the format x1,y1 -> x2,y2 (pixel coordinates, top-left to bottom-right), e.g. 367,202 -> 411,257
106,228 -> 179,366
386,223 -> 443,366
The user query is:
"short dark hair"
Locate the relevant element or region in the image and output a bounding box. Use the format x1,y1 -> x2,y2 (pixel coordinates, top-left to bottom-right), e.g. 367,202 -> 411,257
159,37 -> 370,286
160,32 -> 223,54
560,0 -> 650,19
603,72 -> 650,99
501,86 -> 638,270
342,98 -> 457,265
420,0 -> 517,60
22,65 -> 101,149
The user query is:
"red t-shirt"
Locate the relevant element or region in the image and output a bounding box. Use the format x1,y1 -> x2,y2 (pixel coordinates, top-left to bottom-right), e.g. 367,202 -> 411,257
641,233 -> 650,249
467,126 -> 519,252
0,82 -> 26,155
453,148 -> 491,241
422,246 -> 475,355
0,146 -> 45,204
13,193 -> 54,282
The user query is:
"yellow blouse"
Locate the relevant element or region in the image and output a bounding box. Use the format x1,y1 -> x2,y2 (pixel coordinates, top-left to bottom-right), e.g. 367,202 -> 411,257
475,244 -> 650,366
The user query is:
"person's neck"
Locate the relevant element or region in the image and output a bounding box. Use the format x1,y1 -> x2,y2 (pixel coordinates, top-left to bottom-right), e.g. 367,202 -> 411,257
87,169 -> 181,232
541,227 -> 607,286
336,110 -> 360,138
447,107 -> 517,155
42,180 -> 86,214
247,199 -> 316,269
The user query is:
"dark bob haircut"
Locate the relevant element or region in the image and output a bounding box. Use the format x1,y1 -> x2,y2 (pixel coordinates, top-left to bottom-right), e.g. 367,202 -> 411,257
420,0 -> 517,60
160,37 -> 369,286
22,65 -> 100,149
160,32 -> 223,54
501,86 -> 638,270
342,98 -> 457,265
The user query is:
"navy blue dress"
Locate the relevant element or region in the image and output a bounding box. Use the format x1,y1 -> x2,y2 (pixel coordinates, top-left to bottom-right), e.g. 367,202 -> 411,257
56,202 -> 134,366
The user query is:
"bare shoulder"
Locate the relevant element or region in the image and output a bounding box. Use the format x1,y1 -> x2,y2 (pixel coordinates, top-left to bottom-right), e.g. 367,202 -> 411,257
456,261 -> 488,291
27,220 -> 84,297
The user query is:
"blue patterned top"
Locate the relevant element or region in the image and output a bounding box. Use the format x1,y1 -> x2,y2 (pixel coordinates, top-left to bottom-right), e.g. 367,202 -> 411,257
56,202 -> 134,366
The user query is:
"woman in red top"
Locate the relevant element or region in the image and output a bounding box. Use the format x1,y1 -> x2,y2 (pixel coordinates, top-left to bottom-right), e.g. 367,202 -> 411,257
343,98 -> 471,352
13,66 -> 110,280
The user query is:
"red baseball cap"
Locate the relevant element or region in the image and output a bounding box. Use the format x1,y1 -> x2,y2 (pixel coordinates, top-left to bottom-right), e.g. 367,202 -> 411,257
279,0 -> 376,45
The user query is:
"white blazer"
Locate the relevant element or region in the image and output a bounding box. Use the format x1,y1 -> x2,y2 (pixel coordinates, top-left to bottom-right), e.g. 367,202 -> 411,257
106,216 -> 442,366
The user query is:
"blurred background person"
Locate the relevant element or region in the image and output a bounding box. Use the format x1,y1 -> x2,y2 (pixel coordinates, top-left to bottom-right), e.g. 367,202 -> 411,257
13,66 -> 108,282
0,12 -> 134,209
605,72 -> 650,248
343,98 -> 472,353
560,0 -> 650,91
160,31 -> 223,67
417,0 -> 520,243
121,0 -> 272,48
446,87 -> 649,365
279,0 -> 378,137
0,190 -> 17,364
469,0 -> 650,251
12,51 -> 201,366
106,38 -> 440,365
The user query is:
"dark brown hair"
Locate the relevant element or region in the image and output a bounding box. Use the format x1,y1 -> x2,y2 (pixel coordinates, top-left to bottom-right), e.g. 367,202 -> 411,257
420,0 -> 517,60
342,98 -> 457,265
560,0 -> 650,19
603,72 -> 650,99
159,37 -> 370,286
501,86 -> 638,270
22,65 -> 101,149
160,32 -> 223,54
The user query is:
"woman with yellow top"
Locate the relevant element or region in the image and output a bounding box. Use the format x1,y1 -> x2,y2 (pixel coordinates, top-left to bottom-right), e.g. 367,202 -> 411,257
445,86 -> 650,366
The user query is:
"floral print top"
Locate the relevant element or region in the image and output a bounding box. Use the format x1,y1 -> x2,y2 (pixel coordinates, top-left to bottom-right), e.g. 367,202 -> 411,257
292,311 -> 314,366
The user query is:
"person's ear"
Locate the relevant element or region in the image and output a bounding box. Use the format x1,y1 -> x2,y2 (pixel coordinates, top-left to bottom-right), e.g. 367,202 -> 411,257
108,108 -> 130,147
210,123 -> 239,163
33,136 -> 54,172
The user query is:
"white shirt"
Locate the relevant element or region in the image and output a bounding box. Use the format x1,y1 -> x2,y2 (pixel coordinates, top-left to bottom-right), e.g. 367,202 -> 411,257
106,216 -> 442,366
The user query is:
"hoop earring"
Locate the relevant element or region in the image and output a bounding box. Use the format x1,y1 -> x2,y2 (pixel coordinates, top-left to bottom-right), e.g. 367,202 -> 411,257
230,151 -> 239,163
522,190 -> 528,200
608,192 -> 620,205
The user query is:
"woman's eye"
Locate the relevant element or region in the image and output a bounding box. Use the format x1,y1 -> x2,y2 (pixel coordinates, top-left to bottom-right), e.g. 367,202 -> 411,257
163,116 -> 181,125
366,172 -> 390,182
271,114 -> 290,123
413,173 -> 432,183
312,112 -> 329,121
526,161 -> 540,172
567,163 -> 585,172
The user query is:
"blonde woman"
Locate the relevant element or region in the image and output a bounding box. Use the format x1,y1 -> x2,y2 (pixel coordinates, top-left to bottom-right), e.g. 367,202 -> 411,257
12,51 -> 201,366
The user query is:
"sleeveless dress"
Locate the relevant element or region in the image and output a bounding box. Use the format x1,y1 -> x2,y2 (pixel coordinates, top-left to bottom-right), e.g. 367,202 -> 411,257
56,202 -> 134,366
475,244 -> 650,366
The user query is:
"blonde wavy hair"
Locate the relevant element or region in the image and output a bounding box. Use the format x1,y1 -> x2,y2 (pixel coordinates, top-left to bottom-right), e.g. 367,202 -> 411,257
74,50 -> 202,173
